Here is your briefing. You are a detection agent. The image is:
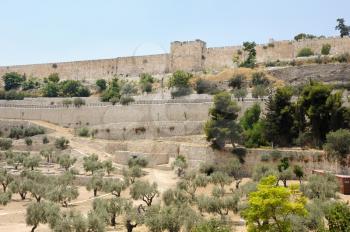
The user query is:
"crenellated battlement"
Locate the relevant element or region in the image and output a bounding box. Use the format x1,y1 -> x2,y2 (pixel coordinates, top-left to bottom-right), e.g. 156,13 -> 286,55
0,36 -> 349,81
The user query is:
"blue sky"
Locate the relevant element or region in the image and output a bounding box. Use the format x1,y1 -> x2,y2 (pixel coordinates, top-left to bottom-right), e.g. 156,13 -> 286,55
0,0 -> 349,66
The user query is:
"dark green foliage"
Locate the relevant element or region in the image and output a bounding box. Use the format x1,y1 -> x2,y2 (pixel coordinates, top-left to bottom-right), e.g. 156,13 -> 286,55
294,33 -> 317,41
3,90 -> 24,100
25,137 -> 33,146
228,74 -> 245,89
336,18 -> 350,38
42,82 -> 59,97
321,43 -> 331,55
240,41 -> 256,68
293,165 -> 304,183
22,78 -> 40,91
100,78 -> 121,102
42,136 -> 49,144
335,53 -> 350,63
2,72 -> 25,90
264,87 -> 296,147
78,127 -> 90,137
127,157 -> 148,168
195,78 -> 219,94
240,103 -> 261,131
139,73 -> 154,93
60,80 -> 90,97
297,48 -> 314,57
204,92 -> 242,149
96,79 -> 107,91
301,174 -> 339,200
83,154 -> 103,175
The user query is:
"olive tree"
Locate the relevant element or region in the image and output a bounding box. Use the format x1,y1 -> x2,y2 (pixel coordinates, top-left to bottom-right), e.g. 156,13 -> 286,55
26,201 -> 60,232
130,180 -> 159,206
177,171 -> 208,200
48,173 -> 79,207
23,155 -> 41,171
172,155 -> 188,177
9,177 -> 31,200
51,210 -> 87,232
58,153 -> 77,171
86,172 -> 104,197
83,154 -> 103,175
102,178 -> 128,197
0,168 -> 14,192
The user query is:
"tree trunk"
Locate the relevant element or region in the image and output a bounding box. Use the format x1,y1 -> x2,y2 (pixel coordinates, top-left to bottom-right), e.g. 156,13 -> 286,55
31,224 -> 37,232
20,192 -> 26,200
94,189 -> 97,197
126,220 -> 137,232
2,184 -> 6,192
111,215 -> 116,227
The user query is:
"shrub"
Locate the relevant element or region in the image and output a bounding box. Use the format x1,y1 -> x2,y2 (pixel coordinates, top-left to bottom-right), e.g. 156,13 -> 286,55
294,33 -> 316,41
100,78 -> 121,102
60,80 -> 90,97
233,88 -> 247,100
0,138 -> 12,150
335,53 -> 350,63
96,79 -> 107,91
120,95 -> 135,105
260,154 -> 270,162
2,72 -> 25,90
42,136 -> 49,144
168,70 -> 192,89
48,73 -> 60,83
55,137 -> 69,150
251,72 -> 269,86
121,82 -> 138,96
252,85 -> 268,99
4,90 -> 24,100
228,74 -> 245,89
24,126 -> 45,137
42,82 -> 59,97
240,41 -> 256,68
170,87 -> 192,98
78,127 -> 90,137
297,48 -> 314,57
321,44 -> 331,55
73,97 -> 85,107
195,78 -> 219,94
323,129 -> 350,165
139,73 -> 154,93
9,127 -> 24,139
25,137 -> 33,146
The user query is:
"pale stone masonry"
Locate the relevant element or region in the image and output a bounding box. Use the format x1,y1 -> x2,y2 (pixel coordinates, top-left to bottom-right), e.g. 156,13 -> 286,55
0,37 -> 350,81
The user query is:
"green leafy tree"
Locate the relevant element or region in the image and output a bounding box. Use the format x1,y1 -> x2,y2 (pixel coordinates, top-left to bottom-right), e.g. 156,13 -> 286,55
294,33 -> 316,41
0,168 -> 14,192
204,92 -> 242,149
251,72 -> 270,87
240,103 -> 261,130
25,171 -> 51,202
6,151 -> 27,169
172,155 -> 188,177
23,155 -> 41,170
300,174 -> 339,200
0,138 -> 13,150
297,48 -> 314,57
177,171 -> 208,201
336,18 -> 350,38
87,211 -> 106,232
264,87 -> 296,147
233,88 -> 248,101
0,192 -> 12,205
48,173 -> 79,207
130,180 -> 159,206
124,205 -> 144,232
252,85 -> 268,99
240,41 -> 256,68
59,80 -> 90,97
252,164 -> 278,182
127,157 -> 148,168
93,197 -> 129,227
122,165 -> 143,184
321,43 -> 331,55
86,172 -> 104,197
228,74 -> 245,89
102,160 -> 115,175
293,165 -> 304,184
100,78 -> 121,102
58,154 -> 77,171
102,178 -> 128,197
51,210 -> 87,232
210,171 -> 232,195
323,129 -> 350,167
9,177 -> 31,200
2,72 -> 25,90
26,201 -> 60,232
25,137 -> 33,146
83,154 -> 103,175
242,175 -> 307,232
42,82 -> 59,97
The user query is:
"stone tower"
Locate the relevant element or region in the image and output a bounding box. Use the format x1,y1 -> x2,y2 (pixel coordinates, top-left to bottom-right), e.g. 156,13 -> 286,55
170,39 -> 206,72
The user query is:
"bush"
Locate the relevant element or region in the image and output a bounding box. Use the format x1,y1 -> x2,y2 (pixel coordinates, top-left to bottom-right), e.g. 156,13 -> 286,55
252,85 -> 268,99
170,87 -> 192,98
9,127 -> 24,139
100,78 -> 121,102
228,74 -> 245,89
78,127 -> 90,137
55,137 -> 69,150
24,126 -> 45,137
96,79 -> 107,91
195,78 -> 219,94
321,44 -> 331,55
139,73 -> 154,93
121,82 -> 138,96
260,154 -> 270,162
42,82 -> 59,97
294,33 -> 316,41
335,53 -> 350,63
251,72 -> 269,86
2,72 -> 25,90
323,129 -> 350,165
120,95 -> 135,105
73,98 -> 85,107
42,136 -> 49,144
60,80 -> 90,97
297,48 -> 314,57
25,137 -> 33,146
48,73 -> 60,83
0,138 -> 12,150
168,70 -> 192,89
4,90 -> 24,100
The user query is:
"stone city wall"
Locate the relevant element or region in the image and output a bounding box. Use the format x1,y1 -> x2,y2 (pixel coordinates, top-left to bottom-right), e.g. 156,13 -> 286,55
1,37 -> 349,80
